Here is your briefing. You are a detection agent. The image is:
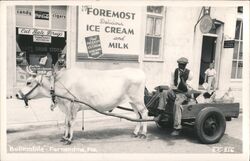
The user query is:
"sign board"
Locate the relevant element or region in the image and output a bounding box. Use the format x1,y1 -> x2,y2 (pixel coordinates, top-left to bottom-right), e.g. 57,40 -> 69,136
35,6 -> 49,28
18,27 -> 65,37
77,5 -> 141,57
30,65 -> 52,75
224,40 -> 235,48
85,35 -> 102,58
16,6 -> 33,27
33,35 -> 51,43
200,15 -> 213,34
35,11 -> 49,20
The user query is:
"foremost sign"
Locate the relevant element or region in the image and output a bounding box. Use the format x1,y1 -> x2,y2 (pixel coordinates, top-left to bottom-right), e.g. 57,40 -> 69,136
78,5 -> 141,58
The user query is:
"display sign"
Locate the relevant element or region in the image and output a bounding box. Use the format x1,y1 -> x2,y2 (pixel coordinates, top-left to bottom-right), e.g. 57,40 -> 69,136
18,27 -> 65,37
200,15 -> 213,34
77,5 -> 142,57
35,11 -> 49,20
30,65 -> 52,75
33,35 -> 51,43
85,35 -> 102,58
35,6 -> 49,28
224,40 -> 235,48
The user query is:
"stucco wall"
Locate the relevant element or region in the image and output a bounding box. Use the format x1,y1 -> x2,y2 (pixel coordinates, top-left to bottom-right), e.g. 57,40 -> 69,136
6,6 -> 242,103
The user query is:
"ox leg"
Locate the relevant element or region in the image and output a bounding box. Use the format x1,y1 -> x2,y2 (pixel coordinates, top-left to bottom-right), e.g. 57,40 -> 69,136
129,103 -> 141,137
132,103 -> 148,139
65,104 -> 78,145
61,117 -> 69,142
140,106 -> 148,138
65,117 -> 77,145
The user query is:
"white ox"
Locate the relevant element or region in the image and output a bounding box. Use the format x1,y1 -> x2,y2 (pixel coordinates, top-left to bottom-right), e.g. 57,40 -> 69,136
16,67 -> 149,144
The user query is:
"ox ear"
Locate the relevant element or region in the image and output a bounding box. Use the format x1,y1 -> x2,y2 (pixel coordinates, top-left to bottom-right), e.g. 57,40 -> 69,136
52,62 -> 61,74
52,62 -> 65,77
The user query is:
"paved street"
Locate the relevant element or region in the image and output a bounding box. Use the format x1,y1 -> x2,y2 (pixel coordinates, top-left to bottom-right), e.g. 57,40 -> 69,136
7,114 -> 242,153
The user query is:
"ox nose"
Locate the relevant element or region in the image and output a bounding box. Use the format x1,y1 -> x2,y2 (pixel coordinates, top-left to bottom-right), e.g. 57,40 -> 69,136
15,92 -> 22,99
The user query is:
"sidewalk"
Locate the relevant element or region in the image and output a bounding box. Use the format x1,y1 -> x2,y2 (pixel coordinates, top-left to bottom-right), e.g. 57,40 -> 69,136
6,98 -> 133,129
6,94 -> 242,130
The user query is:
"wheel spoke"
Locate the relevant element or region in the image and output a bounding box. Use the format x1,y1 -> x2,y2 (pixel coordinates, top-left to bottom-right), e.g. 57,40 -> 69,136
203,114 -> 219,136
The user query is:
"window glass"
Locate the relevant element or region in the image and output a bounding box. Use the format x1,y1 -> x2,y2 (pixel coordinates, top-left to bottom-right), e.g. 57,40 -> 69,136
237,61 -> 243,78
155,18 -> 162,36
144,37 -> 153,55
239,42 -> 243,60
144,6 -> 164,57
234,20 -> 241,40
231,61 -> 237,78
51,6 -> 67,30
233,41 -> 239,59
16,6 -> 33,27
240,23 -> 243,40
146,17 -> 154,35
147,6 -> 163,14
152,38 -> 160,55
35,6 -> 50,28
231,19 -> 243,79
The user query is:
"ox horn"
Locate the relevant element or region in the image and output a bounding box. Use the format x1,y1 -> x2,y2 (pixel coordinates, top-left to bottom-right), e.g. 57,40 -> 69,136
26,65 -> 37,76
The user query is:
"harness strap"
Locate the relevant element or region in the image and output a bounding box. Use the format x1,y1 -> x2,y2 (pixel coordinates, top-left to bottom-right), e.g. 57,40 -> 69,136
19,83 -> 40,106
53,94 -> 156,122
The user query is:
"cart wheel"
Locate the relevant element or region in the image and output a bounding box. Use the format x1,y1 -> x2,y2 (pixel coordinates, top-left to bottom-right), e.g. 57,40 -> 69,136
195,107 -> 226,144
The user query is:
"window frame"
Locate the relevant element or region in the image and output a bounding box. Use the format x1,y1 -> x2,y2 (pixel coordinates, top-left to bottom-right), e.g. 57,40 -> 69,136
231,18 -> 243,80
15,6 -> 67,31
143,6 -> 166,62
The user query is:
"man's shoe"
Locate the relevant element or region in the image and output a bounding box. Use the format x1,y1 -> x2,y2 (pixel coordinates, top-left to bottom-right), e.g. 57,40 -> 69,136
154,115 -> 161,122
171,130 -> 181,136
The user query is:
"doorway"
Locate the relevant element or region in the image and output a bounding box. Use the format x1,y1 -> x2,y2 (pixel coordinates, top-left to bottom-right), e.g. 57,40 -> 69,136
199,36 -> 217,87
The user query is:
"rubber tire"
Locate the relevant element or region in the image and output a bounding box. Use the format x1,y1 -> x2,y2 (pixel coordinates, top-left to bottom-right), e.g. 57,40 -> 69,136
195,107 -> 226,144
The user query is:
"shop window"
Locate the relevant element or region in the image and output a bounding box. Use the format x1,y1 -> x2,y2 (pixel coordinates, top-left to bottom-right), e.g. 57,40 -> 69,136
16,6 -> 33,27
35,6 -> 50,28
231,20 -> 243,79
52,6 -> 67,30
144,6 -> 165,58
15,5 -> 67,78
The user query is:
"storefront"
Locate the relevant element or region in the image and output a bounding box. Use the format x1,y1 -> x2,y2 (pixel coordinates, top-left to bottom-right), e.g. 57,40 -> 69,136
14,6 -> 67,84
7,5 -> 244,104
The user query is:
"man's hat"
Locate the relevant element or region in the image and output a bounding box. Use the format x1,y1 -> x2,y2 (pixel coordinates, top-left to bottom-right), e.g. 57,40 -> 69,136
177,57 -> 189,64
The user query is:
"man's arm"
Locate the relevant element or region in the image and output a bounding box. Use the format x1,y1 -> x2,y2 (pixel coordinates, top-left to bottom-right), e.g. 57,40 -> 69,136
188,71 -> 193,81
170,71 -> 177,89
186,71 -> 193,91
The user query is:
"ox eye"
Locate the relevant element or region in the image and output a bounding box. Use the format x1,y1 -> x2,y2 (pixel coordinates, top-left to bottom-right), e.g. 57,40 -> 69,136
26,82 -> 31,86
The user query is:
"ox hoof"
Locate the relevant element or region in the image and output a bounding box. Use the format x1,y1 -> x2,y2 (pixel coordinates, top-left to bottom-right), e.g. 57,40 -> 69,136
60,137 -> 67,142
131,133 -> 139,138
139,134 -> 147,139
64,140 -> 72,145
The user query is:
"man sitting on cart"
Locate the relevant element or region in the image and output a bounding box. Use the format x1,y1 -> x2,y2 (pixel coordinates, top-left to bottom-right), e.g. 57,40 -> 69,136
157,57 -> 193,136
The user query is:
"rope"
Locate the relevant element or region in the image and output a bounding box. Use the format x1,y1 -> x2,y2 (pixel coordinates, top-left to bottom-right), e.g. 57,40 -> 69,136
54,94 -> 156,122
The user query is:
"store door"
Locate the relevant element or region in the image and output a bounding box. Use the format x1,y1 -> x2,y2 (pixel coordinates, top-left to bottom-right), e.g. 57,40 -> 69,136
199,36 -> 217,87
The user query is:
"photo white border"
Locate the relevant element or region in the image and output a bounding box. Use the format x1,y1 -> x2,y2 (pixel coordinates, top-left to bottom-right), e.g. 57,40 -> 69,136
0,1 -> 249,161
